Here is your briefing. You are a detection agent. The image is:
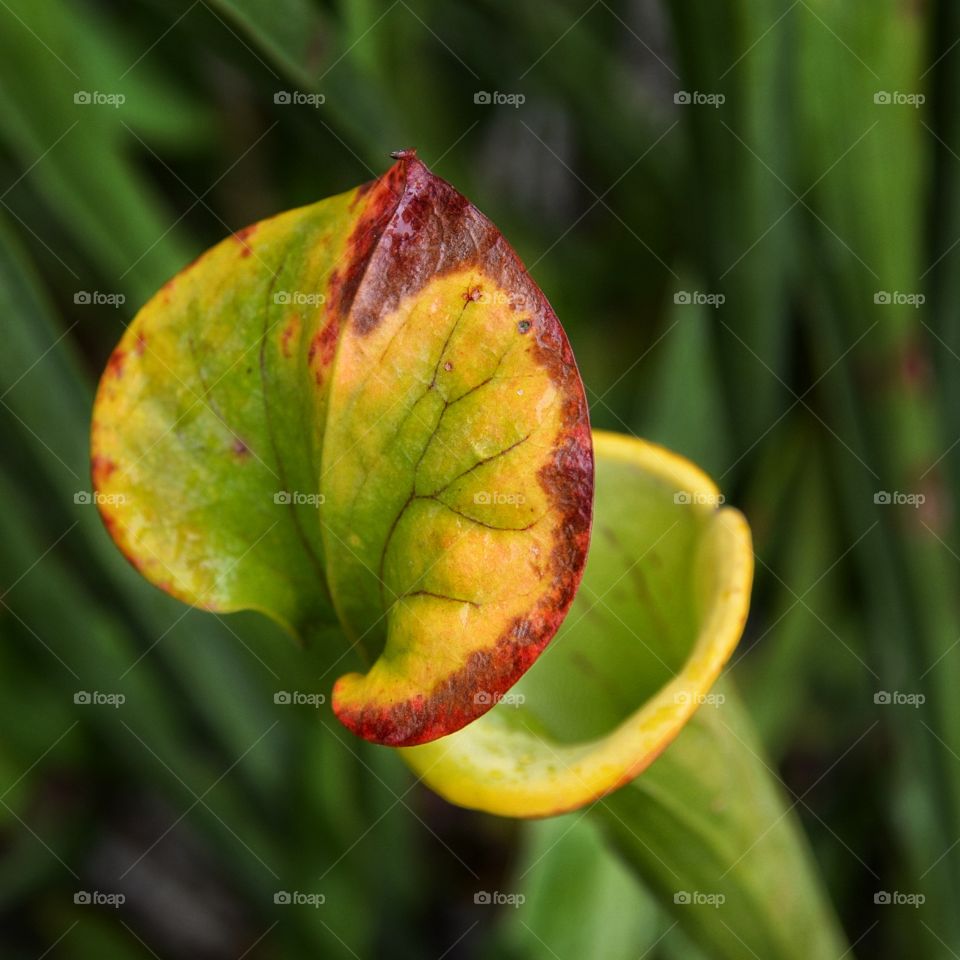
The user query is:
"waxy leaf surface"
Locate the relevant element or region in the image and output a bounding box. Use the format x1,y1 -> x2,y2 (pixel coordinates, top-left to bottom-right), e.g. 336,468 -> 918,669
404,431 -> 847,960
91,153 -> 593,745
402,431 -> 752,812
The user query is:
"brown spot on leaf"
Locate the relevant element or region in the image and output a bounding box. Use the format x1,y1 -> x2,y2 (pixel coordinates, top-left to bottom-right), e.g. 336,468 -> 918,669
279,313 -> 300,359
90,455 -> 117,488
347,155 -> 476,337
98,508 -> 121,541
233,224 -> 257,258
107,349 -> 126,379
325,160 -> 409,337
308,317 -> 340,384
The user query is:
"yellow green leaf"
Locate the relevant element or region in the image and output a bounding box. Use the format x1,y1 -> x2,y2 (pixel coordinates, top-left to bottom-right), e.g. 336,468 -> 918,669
90,152 -> 593,746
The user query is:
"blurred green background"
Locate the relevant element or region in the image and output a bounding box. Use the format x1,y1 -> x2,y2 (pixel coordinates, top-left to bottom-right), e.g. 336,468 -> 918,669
1,0 -> 959,956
